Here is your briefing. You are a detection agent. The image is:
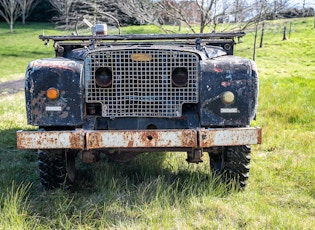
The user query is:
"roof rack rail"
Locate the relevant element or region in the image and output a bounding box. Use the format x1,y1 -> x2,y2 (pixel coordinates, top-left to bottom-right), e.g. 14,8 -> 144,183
39,32 -> 246,42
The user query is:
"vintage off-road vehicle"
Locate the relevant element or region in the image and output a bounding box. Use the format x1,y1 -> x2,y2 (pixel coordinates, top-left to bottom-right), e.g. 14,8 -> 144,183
17,23 -> 261,190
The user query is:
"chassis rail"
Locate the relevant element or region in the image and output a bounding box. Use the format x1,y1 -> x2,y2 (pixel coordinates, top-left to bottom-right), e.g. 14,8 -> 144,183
17,127 -> 262,150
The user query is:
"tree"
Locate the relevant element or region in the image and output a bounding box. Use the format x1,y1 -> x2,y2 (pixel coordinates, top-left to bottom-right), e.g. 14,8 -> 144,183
238,0 -> 294,61
26,0 -> 57,22
230,0 -> 251,23
75,0 -> 131,27
0,0 -> 21,32
114,0 -> 161,26
18,0 -> 38,24
157,0 -> 200,32
157,0 -> 231,33
115,0 -> 232,33
48,0 -> 77,29
47,0 -> 134,31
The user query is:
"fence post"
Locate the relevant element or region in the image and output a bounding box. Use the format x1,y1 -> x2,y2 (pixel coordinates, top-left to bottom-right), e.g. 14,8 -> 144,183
283,26 -> 287,40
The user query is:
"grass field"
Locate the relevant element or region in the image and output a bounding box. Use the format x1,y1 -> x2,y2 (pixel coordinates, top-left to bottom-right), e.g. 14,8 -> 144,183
1,18 -> 315,229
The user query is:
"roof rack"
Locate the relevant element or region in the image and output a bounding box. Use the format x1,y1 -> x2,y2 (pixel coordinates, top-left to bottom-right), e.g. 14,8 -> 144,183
39,32 -> 245,42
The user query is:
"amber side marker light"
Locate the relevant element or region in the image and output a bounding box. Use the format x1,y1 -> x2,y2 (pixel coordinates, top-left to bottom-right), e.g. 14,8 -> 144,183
46,87 -> 59,100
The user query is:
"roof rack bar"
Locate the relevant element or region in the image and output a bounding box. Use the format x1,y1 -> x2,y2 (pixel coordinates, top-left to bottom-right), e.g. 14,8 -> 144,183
39,32 -> 245,42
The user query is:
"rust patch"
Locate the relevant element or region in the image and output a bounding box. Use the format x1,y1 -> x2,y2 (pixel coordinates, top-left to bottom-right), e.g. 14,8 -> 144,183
221,81 -> 231,87
182,130 -> 197,147
214,67 -> 223,73
69,130 -> 84,149
127,140 -> 134,147
199,127 -> 262,147
140,131 -> 158,147
86,130 -> 198,149
59,111 -> 69,119
16,130 -> 85,149
87,132 -> 102,149
17,128 -> 261,150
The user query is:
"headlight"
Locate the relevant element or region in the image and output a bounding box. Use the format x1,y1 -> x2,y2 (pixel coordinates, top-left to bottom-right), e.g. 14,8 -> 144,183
172,67 -> 188,87
221,91 -> 235,104
95,67 -> 112,88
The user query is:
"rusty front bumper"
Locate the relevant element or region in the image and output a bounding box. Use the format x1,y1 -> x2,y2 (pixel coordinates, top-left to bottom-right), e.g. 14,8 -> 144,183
16,127 -> 262,150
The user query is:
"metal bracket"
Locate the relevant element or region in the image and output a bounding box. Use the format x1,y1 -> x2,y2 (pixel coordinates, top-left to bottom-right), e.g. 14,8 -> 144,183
186,149 -> 203,164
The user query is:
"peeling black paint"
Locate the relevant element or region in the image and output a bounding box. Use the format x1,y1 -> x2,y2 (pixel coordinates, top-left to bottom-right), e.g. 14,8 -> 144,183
25,58 -> 84,127
199,56 -> 258,127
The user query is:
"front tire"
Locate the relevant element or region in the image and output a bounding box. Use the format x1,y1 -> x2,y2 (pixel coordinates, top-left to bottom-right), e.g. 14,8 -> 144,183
38,149 -> 76,190
208,146 -> 251,189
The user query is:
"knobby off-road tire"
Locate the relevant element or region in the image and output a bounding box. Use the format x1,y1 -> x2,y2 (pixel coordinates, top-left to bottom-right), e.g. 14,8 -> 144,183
208,146 -> 251,189
38,149 -> 76,190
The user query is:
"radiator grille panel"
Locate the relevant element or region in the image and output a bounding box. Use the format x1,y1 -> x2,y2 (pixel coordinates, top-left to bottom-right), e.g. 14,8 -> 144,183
85,49 -> 199,117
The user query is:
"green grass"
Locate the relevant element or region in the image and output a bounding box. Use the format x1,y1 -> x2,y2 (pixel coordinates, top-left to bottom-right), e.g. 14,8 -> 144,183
0,22 -> 68,82
1,18 -> 315,229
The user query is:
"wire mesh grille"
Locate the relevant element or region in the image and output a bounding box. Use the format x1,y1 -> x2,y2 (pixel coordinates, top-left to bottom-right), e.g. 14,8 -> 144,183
85,49 -> 199,117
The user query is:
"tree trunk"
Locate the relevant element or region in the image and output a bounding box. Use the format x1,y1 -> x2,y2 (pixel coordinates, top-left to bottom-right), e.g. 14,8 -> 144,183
22,0 -> 25,24
10,15 -> 13,33
22,11 -> 26,25
259,22 -> 265,48
253,22 -> 258,61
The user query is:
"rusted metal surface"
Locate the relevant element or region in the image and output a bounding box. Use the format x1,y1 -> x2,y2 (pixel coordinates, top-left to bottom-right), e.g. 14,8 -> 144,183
16,130 -> 84,149
17,128 -> 261,150
199,127 -> 262,147
186,149 -> 203,163
86,130 -> 198,149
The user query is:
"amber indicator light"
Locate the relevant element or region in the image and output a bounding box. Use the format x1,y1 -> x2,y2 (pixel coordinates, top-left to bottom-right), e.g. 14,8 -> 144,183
46,88 -> 59,100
